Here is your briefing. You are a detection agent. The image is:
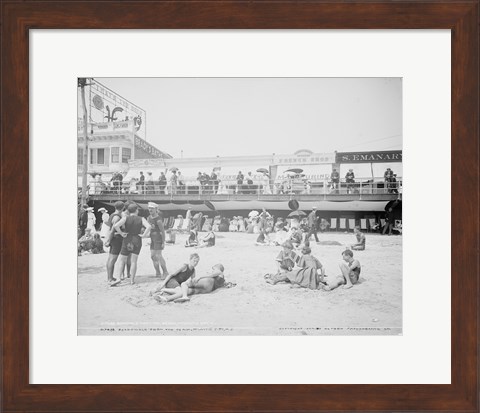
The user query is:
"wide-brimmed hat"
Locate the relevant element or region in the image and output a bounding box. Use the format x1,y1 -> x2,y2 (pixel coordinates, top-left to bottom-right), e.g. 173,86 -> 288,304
148,202 -> 158,208
86,207 -> 94,211
98,208 -> 107,213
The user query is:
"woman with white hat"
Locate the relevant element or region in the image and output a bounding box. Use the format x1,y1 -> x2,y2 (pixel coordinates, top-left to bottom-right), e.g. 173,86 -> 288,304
86,207 -> 96,233
99,208 -> 110,239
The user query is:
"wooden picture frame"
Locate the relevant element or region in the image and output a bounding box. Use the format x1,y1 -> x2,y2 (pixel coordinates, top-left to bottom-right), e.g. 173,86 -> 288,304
1,1 -> 478,412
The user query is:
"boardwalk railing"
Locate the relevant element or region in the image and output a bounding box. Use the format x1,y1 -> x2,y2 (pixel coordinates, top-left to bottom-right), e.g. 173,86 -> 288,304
82,176 -> 402,200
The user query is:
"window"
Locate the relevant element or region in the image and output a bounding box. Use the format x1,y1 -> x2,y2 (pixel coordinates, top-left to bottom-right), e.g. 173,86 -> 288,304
89,149 -> 96,164
122,148 -> 131,163
97,148 -> 105,165
111,147 -> 119,163
78,148 -> 83,165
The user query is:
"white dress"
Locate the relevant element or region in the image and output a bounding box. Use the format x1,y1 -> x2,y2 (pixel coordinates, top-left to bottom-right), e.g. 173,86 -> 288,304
262,175 -> 272,194
87,212 -> 96,233
100,212 -> 110,238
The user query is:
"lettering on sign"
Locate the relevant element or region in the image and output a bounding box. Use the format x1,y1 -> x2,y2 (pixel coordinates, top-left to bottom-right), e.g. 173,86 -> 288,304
336,151 -> 402,163
135,137 -> 163,158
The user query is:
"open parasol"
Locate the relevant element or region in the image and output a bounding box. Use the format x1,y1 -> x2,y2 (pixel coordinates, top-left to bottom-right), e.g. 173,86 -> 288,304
287,210 -> 306,218
256,168 -> 269,174
248,210 -> 259,218
284,168 -> 303,174
169,167 -> 179,172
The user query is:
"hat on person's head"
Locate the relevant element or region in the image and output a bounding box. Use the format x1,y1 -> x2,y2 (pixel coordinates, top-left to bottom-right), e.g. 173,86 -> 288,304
312,206 -> 317,210
98,208 -> 107,213
282,241 -> 294,250
82,204 -> 89,209
86,207 -> 94,211
148,202 -> 158,208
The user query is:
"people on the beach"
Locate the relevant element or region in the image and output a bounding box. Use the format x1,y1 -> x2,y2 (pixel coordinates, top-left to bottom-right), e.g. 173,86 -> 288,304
147,202 -> 169,278
91,233 -> 105,254
266,246 -> 324,290
86,207 -> 96,233
185,229 -> 198,247
197,231 -> 216,248
275,241 -> 299,273
180,263 -> 225,299
111,203 -> 151,285
104,201 -> 125,283
99,207 -> 110,238
78,204 -> 88,237
323,249 -> 361,290
351,226 -> 366,250
152,253 -> 200,302
306,207 -> 319,242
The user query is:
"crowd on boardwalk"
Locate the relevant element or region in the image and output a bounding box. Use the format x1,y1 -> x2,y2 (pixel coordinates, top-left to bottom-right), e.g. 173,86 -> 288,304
85,168 -> 401,196
77,198 -> 402,304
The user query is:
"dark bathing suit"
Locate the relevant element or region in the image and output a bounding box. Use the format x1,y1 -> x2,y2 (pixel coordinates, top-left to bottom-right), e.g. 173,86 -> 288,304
166,264 -> 195,288
148,215 -> 164,250
120,215 -> 143,256
107,211 -> 123,255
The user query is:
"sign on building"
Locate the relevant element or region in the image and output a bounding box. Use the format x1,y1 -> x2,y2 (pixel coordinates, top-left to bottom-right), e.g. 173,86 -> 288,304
336,150 -> 402,163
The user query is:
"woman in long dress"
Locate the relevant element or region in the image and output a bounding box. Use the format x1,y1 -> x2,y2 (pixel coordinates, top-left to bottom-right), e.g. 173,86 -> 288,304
99,208 -> 110,238
262,172 -> 272,194
266,246 -> 325,290
237,216 -> 246,232
86,207 -> 96,233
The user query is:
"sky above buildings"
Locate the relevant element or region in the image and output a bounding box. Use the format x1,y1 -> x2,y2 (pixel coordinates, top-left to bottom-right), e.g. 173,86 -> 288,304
95,77 -> 402,159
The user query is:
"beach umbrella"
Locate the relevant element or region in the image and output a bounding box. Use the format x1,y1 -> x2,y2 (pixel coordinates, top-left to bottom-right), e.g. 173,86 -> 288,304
169,167 -> 179,172
256,168 -> 269,174
288,210 -> 306,218
285,168 -> 303,174
287,210 -> 306,218
248,210 -> 259,218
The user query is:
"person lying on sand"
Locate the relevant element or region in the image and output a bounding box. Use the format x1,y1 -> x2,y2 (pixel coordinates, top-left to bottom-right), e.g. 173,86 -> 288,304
323,249 -> 361,291
350,226 -> 366,251
178,263 -> 225,300
151,253 -> 199,302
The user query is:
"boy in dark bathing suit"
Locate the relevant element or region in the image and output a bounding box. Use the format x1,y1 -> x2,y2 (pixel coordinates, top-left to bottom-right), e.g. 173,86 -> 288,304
152,253 -> 200,303
323,249 -> 361,290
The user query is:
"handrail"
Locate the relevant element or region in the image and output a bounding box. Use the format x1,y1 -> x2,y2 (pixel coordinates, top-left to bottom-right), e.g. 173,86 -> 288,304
81,176 -> 403,198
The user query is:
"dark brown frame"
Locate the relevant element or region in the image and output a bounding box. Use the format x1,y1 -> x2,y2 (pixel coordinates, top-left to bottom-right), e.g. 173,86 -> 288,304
1,1 -> 478,412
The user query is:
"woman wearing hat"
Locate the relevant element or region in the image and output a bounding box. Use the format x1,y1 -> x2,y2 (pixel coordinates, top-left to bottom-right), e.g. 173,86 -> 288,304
86,207 -> 96,233
99,208 -> 110,239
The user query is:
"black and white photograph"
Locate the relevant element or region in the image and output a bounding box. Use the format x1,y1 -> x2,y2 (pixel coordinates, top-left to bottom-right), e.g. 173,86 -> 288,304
77,77 -> 403,335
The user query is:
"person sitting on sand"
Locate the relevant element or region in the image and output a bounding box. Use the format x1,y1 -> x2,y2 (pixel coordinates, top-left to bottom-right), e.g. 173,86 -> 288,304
350,226 -> 366,251
152,253 -> 200,303
178,263 -> 226,300
78,228 -> 95,254
196,231 -> 216,248
185,229 -> 198,247
323,249 -> 361,290
266,246 -> 325,290
274,241 -> 299,273
91,233 -> 105,254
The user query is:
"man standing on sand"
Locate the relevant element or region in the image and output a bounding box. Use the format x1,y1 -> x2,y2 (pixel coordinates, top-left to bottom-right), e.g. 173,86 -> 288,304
306,207 -> 319,243
104,200 -> 125,284
78,204 -> 88,237
147,202 -> 169,279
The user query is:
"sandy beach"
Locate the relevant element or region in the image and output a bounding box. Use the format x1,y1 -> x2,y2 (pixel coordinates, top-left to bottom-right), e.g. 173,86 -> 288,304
78,231 -> 402,336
